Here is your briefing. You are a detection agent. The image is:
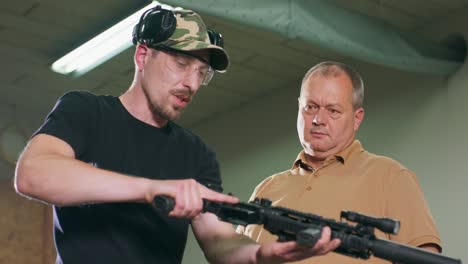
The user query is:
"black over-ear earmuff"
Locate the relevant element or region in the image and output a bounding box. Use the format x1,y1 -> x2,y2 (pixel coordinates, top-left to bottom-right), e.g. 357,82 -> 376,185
132,5 -> 177,46
207,29 -> 224,48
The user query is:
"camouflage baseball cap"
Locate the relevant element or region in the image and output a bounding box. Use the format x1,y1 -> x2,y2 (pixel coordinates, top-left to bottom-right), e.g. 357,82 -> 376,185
134,7 -> 229,72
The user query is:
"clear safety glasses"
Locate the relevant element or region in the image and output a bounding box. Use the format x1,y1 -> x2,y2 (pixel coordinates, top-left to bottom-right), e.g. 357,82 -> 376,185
159,48 -> 214,86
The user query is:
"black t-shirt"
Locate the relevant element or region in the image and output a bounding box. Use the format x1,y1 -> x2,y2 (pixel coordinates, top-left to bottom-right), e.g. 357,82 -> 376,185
35,91 -> 222,264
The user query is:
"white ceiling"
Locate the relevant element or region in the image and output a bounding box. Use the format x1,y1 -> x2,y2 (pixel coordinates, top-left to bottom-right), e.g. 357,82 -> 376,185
0,0 -> 467,174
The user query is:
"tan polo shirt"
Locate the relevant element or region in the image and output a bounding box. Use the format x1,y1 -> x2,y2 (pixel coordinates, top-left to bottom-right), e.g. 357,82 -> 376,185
237,140 -> 441,264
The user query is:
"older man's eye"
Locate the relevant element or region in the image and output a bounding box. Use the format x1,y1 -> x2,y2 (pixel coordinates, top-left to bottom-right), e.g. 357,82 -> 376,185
328,108 -> 342,118
304,104 -> 318,112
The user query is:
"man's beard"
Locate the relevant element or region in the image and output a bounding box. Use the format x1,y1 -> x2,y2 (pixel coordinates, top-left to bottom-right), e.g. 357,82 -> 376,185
151,102 -> 184,121
142,86 -> 184,122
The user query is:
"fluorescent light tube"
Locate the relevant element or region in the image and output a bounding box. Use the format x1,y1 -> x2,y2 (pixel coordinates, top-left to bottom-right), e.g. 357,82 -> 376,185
51,1 -> 174,77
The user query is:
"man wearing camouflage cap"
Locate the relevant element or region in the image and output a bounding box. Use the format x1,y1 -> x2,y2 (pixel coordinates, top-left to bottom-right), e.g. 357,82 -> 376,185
15,6 -> 339,264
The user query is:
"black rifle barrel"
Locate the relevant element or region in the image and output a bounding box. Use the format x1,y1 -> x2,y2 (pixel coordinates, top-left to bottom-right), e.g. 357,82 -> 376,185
370,239 -> 461,264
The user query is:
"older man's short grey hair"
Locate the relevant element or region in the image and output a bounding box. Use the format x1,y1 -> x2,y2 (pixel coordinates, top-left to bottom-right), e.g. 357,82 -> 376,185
300,61 -> 364,109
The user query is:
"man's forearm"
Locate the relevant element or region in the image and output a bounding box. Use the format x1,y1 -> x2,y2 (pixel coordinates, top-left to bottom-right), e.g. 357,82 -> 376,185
203,234 -> 261,264
193,213 -> 263,264
15,153 -> 151,206
15,134 -> 155,206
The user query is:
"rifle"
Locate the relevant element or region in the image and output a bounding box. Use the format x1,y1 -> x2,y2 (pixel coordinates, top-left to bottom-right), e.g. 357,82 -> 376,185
153,196 -> 462,264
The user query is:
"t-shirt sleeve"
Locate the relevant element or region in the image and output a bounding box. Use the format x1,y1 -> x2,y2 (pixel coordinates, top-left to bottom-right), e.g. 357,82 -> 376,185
386,169 -> 442,251
34,91 -> 97,158
194,143 -> 223,193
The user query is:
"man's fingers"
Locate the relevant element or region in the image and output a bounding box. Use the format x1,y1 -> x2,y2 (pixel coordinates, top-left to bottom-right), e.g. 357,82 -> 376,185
310,226 -> 341,255
188,181 -> 203,217
329,239 -> 341,251
269,241 -> 298,255
169,180 -> 201,217
313,238 -> 341,256
268,241 -> 310,262
162,180 -> 237,218
200,185 -> 239,204
168,182 -> 186,217
258,240 -> 333,263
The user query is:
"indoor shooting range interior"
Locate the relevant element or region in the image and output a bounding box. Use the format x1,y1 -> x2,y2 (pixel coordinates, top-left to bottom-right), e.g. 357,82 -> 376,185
0,0 -> 466,263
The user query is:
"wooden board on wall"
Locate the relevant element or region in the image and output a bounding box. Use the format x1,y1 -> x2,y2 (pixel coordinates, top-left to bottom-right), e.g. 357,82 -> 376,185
0,180 -> 55,264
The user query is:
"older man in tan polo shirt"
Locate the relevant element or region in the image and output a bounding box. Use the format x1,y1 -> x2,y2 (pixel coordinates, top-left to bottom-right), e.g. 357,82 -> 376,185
237,61 -> 441,263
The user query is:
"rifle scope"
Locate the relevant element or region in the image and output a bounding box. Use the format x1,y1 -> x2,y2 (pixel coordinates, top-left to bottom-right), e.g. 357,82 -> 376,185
341,211 -> 400,235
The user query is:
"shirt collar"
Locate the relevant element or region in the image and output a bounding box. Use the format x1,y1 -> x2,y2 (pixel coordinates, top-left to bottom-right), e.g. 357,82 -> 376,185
292,140 -> 364,171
